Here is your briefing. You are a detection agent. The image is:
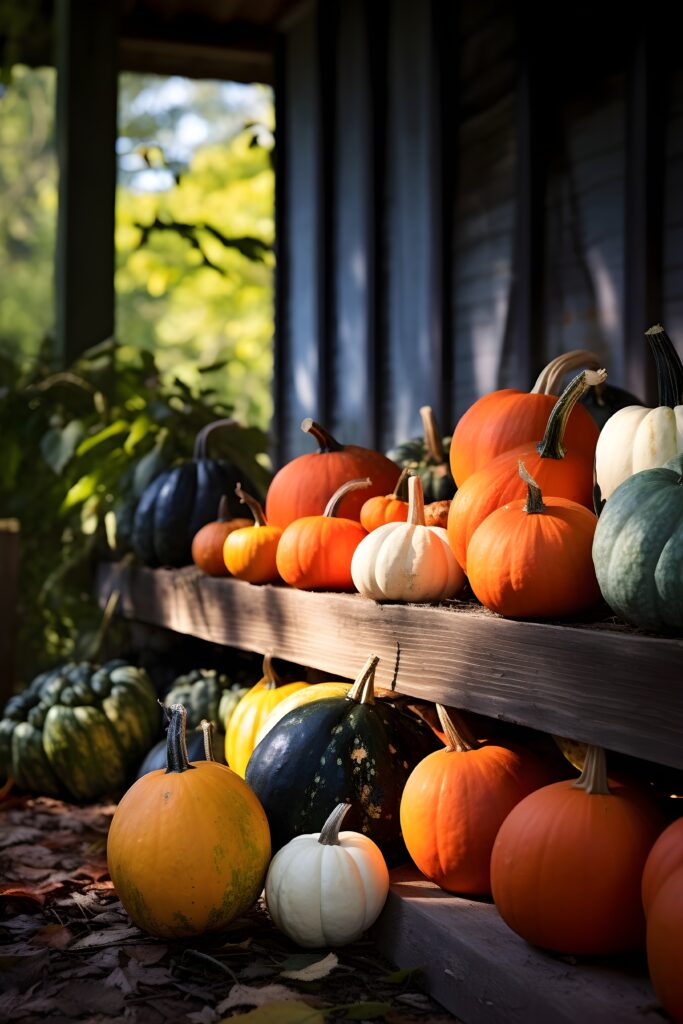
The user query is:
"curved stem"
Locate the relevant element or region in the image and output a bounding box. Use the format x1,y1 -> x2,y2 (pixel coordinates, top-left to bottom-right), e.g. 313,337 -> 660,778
347,654 -> 379,705
406,475 -> 426,526
392,467 -> 412,501
193,418 -> 239,460
572,745 -> 610,795
419,406 -> 446,464
536,368 -> 607,459
436,705 -> 480,752
165,704 -> 195,774
645,325 -> 683,408
300,418 -> 344,453
262,652 -> 283,690
531,350 -> 603,396
323,477 -> 372,517
235,483 -> 266,525
217,496 -> 230,522
519,461 -> 546,514
318,803 -> 352,846
200,719 -> 215,761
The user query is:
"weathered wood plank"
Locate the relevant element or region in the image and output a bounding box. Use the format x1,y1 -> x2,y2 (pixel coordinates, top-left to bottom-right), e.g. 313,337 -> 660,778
373,866 -> 659,1024
95,564 -> 683,770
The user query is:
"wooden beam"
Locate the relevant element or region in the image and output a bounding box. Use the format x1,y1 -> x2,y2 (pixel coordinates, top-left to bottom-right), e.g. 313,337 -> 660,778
55,0 -> 119,367
95,564 -> 683,770
0,522 -> 20,704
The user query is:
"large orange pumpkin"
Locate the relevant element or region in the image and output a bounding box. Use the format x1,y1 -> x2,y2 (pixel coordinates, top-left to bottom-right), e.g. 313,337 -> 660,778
276,478 -> 370,591
265,419 -> 400,527
107,704 -> 271,938
400,706 -> 556,894
448,368 -> 605,571
642,817 -> 683,915
450,349 -> 602,486
647,866 -> 683,1022
223,485 -> 283,584
191,496 -> 252,577
466,462 -> 601,619
490,745 -> 664,955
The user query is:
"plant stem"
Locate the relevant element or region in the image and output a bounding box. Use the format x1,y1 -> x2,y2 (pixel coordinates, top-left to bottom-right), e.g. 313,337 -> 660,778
318,803 -> 352,846
645,324 -> 683,407
519,461 -> 546,514
436,705 -> 480,751
419,405 -> 446,464
235,483 -> 266,525
193,418 -> 238,459
406,475 -> 426,526
348,654 -> 379,704
165,705 -> 195,774
573,745 -> 610,795
323,478 -> 372,517
200,719 -> 215,761
536,368 -> 606,459
301,418 -> 344,452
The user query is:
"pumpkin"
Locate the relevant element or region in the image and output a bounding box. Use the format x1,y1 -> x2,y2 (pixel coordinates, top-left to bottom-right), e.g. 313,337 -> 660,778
276,478 -> 370,591
191,496 -> 252,576
107,704 -> 271,938
642,817 -> 683,915
490,745 -> 664,954
223,485 -> 283,584
592,453 -> 683,633
132,418 -> 262,567
466,462 -> 601,619
423,500 -> 451,528
245,653 -> 442,864
265,418 -> 401,528
450,350 -> 602,487
254,681 -> 352,746
265,802 -> 390,947
448,368 -> 605,571
225,654 -> 309,777
0,660 -> 159,800
646,866 -> 683,1022
400,706 -> 556,894
596,325 -> 683,501
163,669 -> 242,730
351,476 -> 465,602
386,406 -> 455,502
359,467 -> 410,532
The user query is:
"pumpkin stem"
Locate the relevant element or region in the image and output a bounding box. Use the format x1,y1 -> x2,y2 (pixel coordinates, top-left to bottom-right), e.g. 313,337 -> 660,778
406,475 -> 426,526
419,405 -> 446,464
301,418 -> 345,453
519,461 -> 546,514
193,418 -> 239,460
262,652 -> 283,690
536,368 -> 607,459
165,704 -> 196,773
235,483 -> 266,525
217,496 -> 230,522
348,654 -> 379,704
200,719 -> 215,761
572,745 -> 610,795
531,350 -> 604,396
318,802 -> 352,846
436,704 -> 481,752
392,467 -> 412,501
645,325 -> 683,408
323,477 -> 372,517
89,587 -> 120,662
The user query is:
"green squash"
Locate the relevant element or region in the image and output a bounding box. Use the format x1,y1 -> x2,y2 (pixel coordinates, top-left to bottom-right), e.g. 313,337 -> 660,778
0,659 -> 159,799
163,669 -> 243,730
592,453 -> 683,633
386,405 -> 455,502
245,654 -> 441,865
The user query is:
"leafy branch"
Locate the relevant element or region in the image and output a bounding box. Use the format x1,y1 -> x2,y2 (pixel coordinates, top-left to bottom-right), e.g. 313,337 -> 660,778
135,217 -> 272,274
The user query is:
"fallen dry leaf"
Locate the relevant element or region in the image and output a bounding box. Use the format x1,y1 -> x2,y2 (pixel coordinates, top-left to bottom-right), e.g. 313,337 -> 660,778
125,942 -> 169,965
219,1001 -> 324,1024
281,952 -> 339,982
29,923 -> 75,949
188,1008 -> 219,1024
217,983 -> 301,1014
0,881 -> 65,906
70,923 -> 141,948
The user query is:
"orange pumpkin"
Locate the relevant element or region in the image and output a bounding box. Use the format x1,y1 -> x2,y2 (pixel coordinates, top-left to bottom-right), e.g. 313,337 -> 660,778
276,478 -> 370,591
265,419 -> 400,528
191,496 -> 252,576
450,349 -> 602,486
466,462 -> 601,619
360,467 -> 410,532
223,485 -> 283,584
642,817 -> 683,915
490,745 -> 664,955
400,706 -> 556,895
647,866 -> 683,1022
448,368 -> 605,571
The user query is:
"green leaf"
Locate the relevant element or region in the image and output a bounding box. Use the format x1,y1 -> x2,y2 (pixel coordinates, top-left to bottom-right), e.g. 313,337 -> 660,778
382,966 -> 423,984
40,420 -> 85,475
219,1002 -> 324,1024
124,414 -> 154,454
75,420 -> 129,457
60,474 -> 98,512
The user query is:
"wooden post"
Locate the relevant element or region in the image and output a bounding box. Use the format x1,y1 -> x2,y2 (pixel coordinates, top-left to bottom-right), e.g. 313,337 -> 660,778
0,521 -> 20,703
55,0 -> 119,367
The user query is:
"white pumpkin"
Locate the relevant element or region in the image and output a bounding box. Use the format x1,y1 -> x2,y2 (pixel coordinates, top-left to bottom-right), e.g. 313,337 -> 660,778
265,803 -> 390,947
351,475 -> 466,601
595,325 -> 683,501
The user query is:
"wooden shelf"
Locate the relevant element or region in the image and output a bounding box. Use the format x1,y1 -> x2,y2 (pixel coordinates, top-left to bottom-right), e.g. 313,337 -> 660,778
96,563 -> 683,769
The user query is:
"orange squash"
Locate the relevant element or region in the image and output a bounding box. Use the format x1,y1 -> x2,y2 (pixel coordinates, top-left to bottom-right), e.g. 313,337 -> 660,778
400,706 -> 555,894
448,368 -> 605,571
223,485 -> 283,584
466,462 -> 601,619
276,478 -> 370,591
450,349 -> 602,486
642,817 -> 683,916
490,745 -> 664,955
360,467 -> 410,532
647,866 -> 683,1022
191,496 -> 252,576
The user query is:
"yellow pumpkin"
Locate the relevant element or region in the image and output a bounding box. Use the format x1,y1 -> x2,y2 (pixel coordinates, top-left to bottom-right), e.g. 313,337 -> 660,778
255,681 -> 352,746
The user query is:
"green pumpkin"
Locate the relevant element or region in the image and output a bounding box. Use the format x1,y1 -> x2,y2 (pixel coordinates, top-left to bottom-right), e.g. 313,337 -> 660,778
386,405 -> 455,502
163,669 -> 243,730
245,654 -> 441,865
592,454 -> 683,633
0,659 -> 159,799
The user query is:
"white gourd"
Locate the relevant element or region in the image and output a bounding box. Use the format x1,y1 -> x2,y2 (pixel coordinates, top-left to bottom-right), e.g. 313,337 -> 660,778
265,803 -> 390,947
351,475 -> 465,601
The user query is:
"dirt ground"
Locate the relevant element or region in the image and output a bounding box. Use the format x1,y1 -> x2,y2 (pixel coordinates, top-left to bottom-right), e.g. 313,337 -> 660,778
0,794 -> 459,1024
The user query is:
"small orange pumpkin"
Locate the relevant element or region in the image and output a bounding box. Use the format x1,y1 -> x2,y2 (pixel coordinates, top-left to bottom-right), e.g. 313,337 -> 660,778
223,485 -> 283,584
276,478 -> 370,591
360,468 -> 410,532
191,496 -> 252,576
